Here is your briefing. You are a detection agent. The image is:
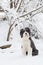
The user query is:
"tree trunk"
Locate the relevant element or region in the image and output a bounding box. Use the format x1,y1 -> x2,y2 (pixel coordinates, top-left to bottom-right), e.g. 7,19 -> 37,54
10,0 -> 13,8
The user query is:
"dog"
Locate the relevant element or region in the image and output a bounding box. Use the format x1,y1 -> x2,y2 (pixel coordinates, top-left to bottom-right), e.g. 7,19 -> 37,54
20,27 -> 38,56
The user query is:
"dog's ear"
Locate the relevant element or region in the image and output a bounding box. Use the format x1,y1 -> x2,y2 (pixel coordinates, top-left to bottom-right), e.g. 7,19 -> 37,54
20,29 -> 25,38
25,27 -> 30,35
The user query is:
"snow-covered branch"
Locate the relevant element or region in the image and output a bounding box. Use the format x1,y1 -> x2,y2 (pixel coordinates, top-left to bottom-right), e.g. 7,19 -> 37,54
19,6 -> 43,18
16,0 -> 22,12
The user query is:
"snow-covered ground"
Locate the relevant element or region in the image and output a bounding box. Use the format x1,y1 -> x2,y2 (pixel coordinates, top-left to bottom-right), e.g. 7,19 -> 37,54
0,13 -> 43,65
0,38 -> 43,65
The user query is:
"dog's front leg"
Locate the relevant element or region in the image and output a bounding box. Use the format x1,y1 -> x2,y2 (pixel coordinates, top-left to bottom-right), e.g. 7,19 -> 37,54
28,47 -> 32,55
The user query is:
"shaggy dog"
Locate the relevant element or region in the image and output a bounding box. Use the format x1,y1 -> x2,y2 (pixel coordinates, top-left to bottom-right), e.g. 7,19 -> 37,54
20,27 -> 38,56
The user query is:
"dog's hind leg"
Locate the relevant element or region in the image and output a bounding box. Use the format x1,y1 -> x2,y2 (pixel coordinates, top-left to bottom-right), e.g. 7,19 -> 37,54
29,37 -> 39,56
32,49 -> 38,56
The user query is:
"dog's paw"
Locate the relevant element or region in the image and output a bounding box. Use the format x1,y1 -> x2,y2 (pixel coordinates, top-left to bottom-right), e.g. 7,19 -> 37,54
32,49 -> 38,56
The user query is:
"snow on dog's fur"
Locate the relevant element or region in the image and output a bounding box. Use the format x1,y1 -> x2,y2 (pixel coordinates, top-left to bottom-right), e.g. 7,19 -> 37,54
20,27 -> 38,56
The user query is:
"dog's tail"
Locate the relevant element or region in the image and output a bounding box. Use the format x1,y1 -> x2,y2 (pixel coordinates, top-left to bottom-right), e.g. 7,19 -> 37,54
0,44 -> 11,49
32,49 -> 38,56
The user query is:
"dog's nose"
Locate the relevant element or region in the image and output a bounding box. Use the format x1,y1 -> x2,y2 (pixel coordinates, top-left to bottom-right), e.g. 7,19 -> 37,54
25,33 -> 27,35
26,51 -> 28,55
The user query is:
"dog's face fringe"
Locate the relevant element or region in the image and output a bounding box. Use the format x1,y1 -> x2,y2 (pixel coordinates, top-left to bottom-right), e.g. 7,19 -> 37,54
20,27 -> 30,38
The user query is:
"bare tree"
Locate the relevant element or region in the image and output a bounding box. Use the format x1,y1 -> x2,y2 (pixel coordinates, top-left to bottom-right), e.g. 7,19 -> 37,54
14,0 -> 19,8
7,16 -> 15,41
4,0 -> 43,41
7,23 -> 13,41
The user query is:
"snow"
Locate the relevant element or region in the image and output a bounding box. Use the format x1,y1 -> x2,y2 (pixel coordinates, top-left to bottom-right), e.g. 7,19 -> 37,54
0,14 -> 43,65
0,22 -> 9,41
0,39 -> 43,65
0,12 -> 6,19
0,0 -> 43,65
0,52 -> 43,65
33,13 -> 43,37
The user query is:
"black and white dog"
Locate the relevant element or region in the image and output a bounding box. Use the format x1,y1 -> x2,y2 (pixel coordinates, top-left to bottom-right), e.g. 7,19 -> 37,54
20,27 -> 38,56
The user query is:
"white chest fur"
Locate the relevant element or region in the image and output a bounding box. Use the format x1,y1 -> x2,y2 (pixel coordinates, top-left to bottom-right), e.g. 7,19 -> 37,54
21,38 -> 32,55
22,38 -> 31,48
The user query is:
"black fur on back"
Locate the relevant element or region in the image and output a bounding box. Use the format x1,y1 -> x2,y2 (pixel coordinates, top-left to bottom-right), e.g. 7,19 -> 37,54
29,37 -> 38,56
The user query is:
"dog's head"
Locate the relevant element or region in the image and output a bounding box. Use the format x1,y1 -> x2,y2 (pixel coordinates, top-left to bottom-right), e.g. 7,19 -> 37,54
20,27 -> 30,38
